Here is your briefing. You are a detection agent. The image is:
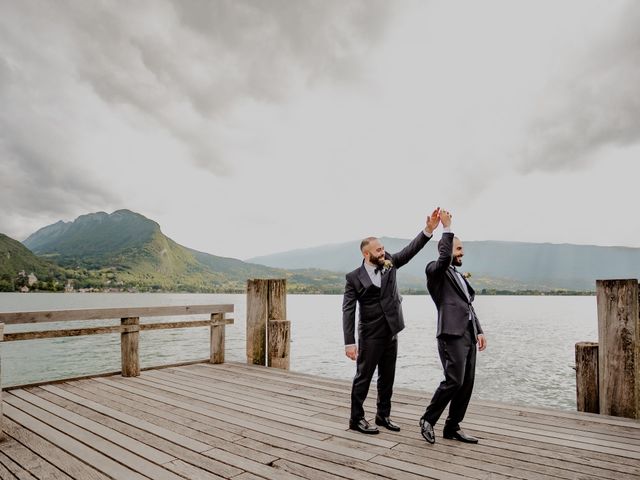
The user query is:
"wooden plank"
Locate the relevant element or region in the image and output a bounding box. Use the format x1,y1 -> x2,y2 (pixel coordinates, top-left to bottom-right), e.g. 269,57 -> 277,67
10,389 -> 175,464
208,364 -> 640,447
63,379 -> 245,440
371,454 -> 475,480
200,369 -> 640,448
96,376 -> 334,442
0,449 -> 37,480
34,385 -> 244,479
2,403 -> 147,480
163,367 -> 336,414
4,393 -> 182,480
1,418 -> 106,480
146,369 -> 322,417
224,362 -> 640,428
4,325 -> 126,342
391,441 -> 639,480
166,460 -> 226,480
5,359 -> 213,391
133,371 -> 397,450
236,438 -> 392,480
0,304 -> 234,325
89,377 -> 381,461
312,410 -> 640,477
201,448 -> 303,480
3,319 -> 235,341
37,384 -> 212,452
141,318 -> 234,331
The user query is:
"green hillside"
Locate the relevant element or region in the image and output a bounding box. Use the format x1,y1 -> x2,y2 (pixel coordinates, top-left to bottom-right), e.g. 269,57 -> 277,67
0,234 -> 67,291
18,210 -> 344,293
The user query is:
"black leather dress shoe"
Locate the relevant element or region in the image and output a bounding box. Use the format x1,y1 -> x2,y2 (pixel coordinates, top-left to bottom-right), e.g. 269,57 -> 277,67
349,418 -> 379,434
419,418 -> 435,444
375,415 -> 401,432
443,429 -> 478,443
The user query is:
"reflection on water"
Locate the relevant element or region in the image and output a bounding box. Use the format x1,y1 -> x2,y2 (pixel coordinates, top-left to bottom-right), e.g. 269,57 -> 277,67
0,293 -> 597,410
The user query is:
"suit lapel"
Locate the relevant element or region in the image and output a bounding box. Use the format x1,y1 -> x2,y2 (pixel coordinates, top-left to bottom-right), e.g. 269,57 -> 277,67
446,268 -> 469,302
357,263 -> 373,289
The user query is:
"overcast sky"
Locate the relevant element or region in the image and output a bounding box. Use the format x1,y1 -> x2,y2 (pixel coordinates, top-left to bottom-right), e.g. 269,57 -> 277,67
1,0 -> 639,259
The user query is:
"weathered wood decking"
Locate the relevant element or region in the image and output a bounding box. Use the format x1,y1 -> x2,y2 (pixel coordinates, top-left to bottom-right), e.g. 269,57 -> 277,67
1,362 -> 639,480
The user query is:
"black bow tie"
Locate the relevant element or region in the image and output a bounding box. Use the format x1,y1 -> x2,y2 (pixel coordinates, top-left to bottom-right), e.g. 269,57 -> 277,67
374,266 -> 385,275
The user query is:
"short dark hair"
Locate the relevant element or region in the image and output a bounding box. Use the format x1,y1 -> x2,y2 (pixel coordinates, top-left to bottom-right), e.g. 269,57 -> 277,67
360,236 -> 378,252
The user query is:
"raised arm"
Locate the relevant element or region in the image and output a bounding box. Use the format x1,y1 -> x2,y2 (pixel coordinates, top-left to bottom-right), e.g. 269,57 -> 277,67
426,209 -> 453,278
392,208 -> 439,268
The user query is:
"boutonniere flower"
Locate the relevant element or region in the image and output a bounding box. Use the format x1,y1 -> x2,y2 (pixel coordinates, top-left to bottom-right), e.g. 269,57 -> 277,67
382,259 -> 393,274
462,272 -> 472,279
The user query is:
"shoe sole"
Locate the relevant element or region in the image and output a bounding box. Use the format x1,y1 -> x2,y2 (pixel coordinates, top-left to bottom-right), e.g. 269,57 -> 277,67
375,422 -> 401,432
349,426 -> 379,434
443,435 -> 478,443
421,432 -> 435,444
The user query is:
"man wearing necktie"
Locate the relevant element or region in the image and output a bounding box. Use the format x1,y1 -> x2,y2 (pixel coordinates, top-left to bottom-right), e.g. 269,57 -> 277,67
343,208 -> 440,434
420,209 -> 487,444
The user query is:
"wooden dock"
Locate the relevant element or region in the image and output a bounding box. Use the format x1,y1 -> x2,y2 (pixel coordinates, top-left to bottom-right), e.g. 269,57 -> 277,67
1,361 -> 639,480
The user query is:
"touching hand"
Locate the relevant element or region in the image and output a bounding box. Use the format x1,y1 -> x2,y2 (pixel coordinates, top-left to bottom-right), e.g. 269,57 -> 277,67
440,209 -> 452,228
477,334 -> 487,351
345,345 -> 358,361
425,207 -> 440,234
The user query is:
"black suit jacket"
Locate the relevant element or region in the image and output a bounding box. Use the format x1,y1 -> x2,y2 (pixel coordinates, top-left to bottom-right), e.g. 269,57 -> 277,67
342,231 -> 431,345
426,232 -> 483,338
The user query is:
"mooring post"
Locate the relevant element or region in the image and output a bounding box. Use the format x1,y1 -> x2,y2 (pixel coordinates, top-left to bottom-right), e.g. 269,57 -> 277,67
575,342 -> 599,414
247,279 -> 269,365
210,312 -> 225,364
266,278 -> 289,369
0,323 -> 4,441
121,316 -> 140,377
596,279 -> 639,419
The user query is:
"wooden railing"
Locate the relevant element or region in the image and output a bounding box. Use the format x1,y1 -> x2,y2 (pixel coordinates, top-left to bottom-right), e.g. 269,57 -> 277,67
0,304 -> 234,441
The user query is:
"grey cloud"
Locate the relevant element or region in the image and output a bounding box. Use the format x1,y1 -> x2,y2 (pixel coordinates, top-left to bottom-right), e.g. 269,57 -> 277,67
64,0 -> 393,168
0,0 -> 395,222
518,2 -> 640,173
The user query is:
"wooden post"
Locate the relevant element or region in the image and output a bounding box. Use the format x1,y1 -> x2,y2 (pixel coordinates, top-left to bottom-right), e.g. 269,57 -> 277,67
575,342 -> 599,413
210,313 -> 225,364
268,320 -> 291,370
121,317 -> 140,377
0,323 -> 4,441
596,279 -> 639,418
247,279 -> 269,365
267,278 -> 289,369
268,279 -> 287,325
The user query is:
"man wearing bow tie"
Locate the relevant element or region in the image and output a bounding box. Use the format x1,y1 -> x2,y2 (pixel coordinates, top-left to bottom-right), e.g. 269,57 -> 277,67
343,208 -> 440,434
419,209 -> 487,445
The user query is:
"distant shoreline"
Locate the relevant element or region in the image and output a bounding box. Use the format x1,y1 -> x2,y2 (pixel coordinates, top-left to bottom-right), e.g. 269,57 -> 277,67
9,289 -> 596,296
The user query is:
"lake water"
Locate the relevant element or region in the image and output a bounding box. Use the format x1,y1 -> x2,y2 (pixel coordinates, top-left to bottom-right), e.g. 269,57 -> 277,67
0,293 -> 598,411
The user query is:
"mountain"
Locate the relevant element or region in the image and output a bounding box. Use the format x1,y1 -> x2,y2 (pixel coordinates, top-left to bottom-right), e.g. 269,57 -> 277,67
20,210 -> 344,293
247,237 -> 640,292
0,234 -> 66,291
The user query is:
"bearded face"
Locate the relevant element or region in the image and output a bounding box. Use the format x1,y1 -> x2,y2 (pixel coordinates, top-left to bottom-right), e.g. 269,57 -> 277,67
365,239 -> 386,266
452,237 -> 464,266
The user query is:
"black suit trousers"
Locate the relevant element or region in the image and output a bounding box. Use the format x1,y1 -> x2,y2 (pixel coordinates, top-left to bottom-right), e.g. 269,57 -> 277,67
423,323 -> 476,429
350,335 -> 397,420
